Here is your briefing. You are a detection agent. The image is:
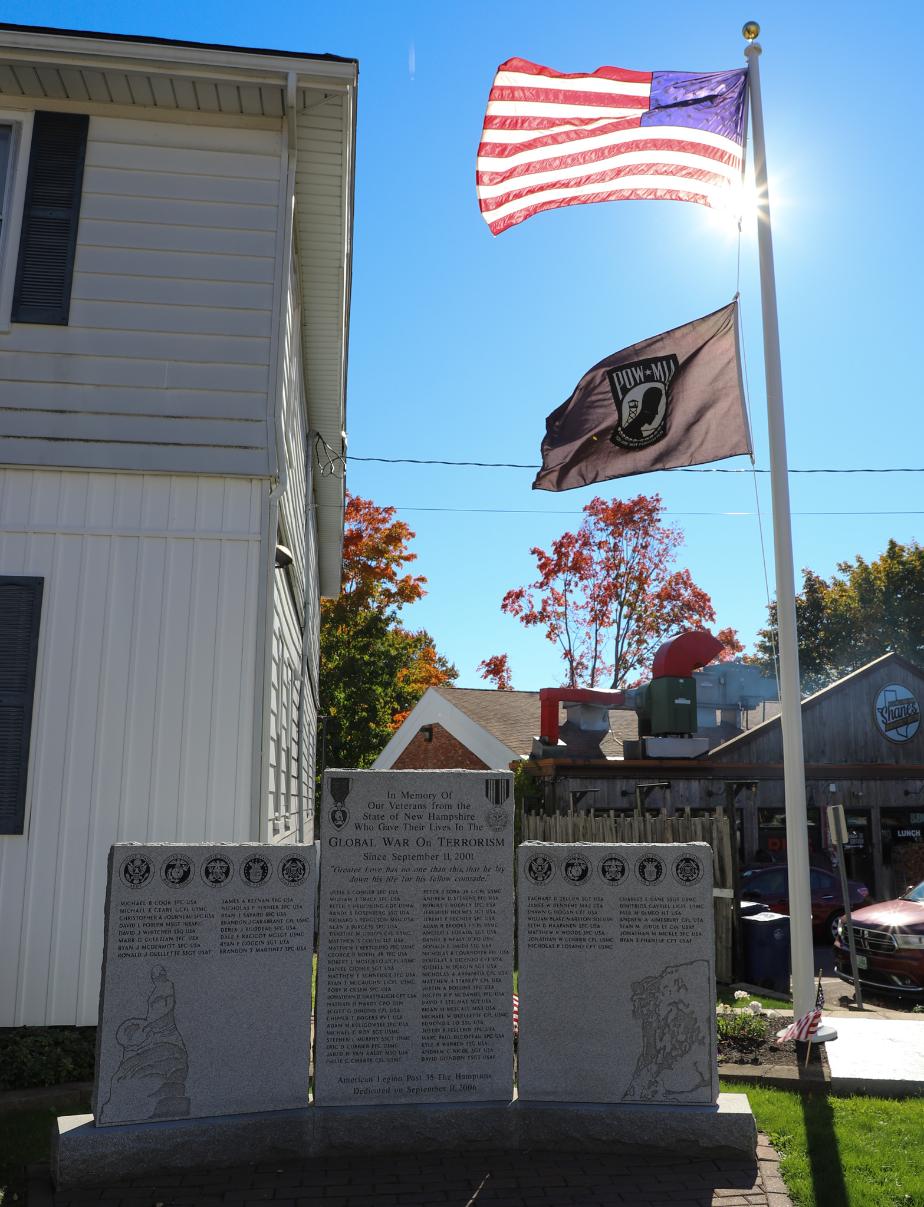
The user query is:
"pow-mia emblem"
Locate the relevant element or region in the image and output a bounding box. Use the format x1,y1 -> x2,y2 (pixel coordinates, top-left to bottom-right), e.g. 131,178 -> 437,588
636,855 -> 665,886
160,853 -> 193,888
563,853 -> 590,884
608,355 -> 678,451
329,805 -> 350,831
279,855 -> 308,886
202,855 -> 233,887
120,853 -> 154,889
673,854 -> 704,886
242,855 -> 271,886
599,854 -> 628,885
525,853 -> 555,886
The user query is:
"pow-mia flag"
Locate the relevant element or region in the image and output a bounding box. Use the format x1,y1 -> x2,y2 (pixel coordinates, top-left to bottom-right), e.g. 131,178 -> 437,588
533,301 -> 750,491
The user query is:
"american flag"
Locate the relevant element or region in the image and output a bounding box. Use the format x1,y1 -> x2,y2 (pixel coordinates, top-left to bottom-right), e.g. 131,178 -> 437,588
477,58 -> 748,236
774,979 -> 825,1045
512,992 -> 519,1038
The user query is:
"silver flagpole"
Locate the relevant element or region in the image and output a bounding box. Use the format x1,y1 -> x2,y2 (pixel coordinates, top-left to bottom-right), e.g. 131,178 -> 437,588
742,23 -> 824,1026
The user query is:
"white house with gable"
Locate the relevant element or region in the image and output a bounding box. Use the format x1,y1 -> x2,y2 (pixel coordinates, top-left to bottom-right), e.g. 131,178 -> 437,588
0,24 -> 356,1026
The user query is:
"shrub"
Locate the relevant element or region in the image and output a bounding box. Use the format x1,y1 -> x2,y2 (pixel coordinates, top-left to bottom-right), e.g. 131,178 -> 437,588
716,1009 -> 771,1051
0,1027 -> 96,1091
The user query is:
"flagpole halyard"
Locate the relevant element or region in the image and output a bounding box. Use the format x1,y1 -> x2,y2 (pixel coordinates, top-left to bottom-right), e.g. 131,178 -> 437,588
743,32 -> 818,1023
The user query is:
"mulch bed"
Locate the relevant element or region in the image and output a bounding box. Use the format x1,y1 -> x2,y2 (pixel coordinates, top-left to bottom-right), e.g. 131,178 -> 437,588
718,1014 -> 828,1072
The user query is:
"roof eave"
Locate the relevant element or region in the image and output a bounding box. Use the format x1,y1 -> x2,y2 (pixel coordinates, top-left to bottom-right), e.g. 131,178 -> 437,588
0,23 -> 357,85
294,66 -> 356,599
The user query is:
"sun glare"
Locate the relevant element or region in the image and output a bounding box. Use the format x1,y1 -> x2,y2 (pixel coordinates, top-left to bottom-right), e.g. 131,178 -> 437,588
705,167 -> 784,240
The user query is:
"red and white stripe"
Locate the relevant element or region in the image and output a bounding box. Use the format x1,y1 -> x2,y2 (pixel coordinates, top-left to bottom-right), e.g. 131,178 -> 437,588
774,1008 -> 823,1045
512,992 -> 519,1038
477,58 -> 743,236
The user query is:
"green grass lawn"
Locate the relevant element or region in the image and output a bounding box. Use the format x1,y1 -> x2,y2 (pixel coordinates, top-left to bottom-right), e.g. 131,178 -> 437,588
723,1080 -> 924,1207
717,986 -> 790,1011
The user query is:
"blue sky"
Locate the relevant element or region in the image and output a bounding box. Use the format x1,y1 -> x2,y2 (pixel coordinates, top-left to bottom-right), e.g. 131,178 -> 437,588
16,1 -> 923,689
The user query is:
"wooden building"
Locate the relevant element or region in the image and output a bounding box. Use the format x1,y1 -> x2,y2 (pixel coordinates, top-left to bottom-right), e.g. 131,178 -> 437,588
528,653 -> 924,902
0,25 -> 356,1025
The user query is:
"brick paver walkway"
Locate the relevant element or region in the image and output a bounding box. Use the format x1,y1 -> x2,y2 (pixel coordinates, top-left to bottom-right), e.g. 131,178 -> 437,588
39,1135 -> 791,1207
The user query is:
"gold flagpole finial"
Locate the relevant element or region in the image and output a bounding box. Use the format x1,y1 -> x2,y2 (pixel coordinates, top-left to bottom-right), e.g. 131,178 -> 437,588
742,21 -> 760,41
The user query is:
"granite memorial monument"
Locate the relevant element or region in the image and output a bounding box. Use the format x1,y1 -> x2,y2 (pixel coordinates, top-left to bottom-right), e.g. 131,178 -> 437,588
93,843 -> 317,1125
517,841 -> 718,1104
314,770 -> 514,1106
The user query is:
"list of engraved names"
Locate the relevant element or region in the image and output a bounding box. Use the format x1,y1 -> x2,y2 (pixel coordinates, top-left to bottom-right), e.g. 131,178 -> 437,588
316,772 -> 514,1106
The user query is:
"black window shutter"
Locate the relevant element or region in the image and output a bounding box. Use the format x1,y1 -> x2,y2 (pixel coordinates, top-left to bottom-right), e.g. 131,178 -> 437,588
11,111 -> 89,325
0,577 -> 43,835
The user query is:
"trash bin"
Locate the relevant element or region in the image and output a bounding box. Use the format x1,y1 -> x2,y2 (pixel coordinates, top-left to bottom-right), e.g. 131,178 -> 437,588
739,899 -> 768,917
741,910 -> 790,993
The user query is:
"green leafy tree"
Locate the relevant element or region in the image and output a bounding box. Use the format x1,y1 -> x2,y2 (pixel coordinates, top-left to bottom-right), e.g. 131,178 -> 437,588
319,494 -> 456,770
752,539 -> 924,693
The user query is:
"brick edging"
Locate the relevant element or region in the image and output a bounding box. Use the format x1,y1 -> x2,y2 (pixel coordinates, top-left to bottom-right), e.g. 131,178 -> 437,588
757,1131 -> 794,1204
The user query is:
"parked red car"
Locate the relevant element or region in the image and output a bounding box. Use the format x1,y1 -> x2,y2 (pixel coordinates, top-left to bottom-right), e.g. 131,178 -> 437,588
834,880 -> 924,996
740,863 -> 871,941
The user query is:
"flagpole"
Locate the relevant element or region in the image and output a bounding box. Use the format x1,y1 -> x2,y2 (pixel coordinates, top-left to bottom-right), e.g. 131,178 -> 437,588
742,25 -> 819,1024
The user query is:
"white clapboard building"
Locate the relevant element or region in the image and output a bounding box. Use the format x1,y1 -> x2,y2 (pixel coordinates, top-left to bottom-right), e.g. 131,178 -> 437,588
0,25 -> 356,1025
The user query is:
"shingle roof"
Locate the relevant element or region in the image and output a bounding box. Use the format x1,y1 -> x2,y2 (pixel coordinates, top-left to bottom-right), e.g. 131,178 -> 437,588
432,686 -> 638,758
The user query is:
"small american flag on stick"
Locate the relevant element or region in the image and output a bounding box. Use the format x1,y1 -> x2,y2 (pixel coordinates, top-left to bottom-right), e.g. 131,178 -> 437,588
512,993 -> 519,1039
774,973 -> 825,1045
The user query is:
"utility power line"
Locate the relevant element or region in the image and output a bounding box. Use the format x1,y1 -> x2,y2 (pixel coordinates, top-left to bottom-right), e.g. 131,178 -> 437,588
348,456 -> 924,474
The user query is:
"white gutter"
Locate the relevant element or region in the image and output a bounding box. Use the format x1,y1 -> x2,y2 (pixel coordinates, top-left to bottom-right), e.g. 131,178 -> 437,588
0,30 -> 356,87
268,70 -> 298,505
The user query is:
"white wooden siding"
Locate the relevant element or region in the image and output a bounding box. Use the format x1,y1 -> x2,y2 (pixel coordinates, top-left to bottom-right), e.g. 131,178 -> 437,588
266,249 -> 318,843
0,468 -> 263,1025
268,572 -> 305,844
0,113 -> 283,477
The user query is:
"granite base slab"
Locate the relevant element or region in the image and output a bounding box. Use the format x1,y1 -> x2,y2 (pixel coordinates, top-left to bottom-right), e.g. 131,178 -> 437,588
54,1094 -> 755,1187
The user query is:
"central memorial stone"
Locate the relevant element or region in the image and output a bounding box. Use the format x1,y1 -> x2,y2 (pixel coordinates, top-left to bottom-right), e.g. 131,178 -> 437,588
314,769 -> 514,1106
517,841 -> 718,1105
93,843 -> 316,1125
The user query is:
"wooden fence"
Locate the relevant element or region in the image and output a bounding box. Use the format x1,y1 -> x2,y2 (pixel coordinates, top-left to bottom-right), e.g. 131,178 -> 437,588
520,808 -> 736,983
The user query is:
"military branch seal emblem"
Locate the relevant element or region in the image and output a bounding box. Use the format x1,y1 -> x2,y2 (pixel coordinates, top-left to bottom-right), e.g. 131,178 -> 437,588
608,354 -> 677,451
636,855 -> 665,886
279,855 -> 308,886
525,853 -> 555,886
241,855 -> 271,886
673,854 -> 704,886
599,854 -> 628,885
160,854 -> 193,888
201,855 -> 233,886
563,853 -> 590,884
120,853 -> 154,889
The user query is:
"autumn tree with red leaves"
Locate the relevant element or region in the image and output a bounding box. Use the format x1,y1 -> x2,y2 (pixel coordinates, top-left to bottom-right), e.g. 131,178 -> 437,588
477,653 -> 513,690
496,494 -> 738,689
320,494 -> 456,768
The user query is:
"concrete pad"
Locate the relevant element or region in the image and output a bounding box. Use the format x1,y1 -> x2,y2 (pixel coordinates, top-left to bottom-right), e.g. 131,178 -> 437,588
826,1016 -> 924,1096
54,1092 -> 755,1187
